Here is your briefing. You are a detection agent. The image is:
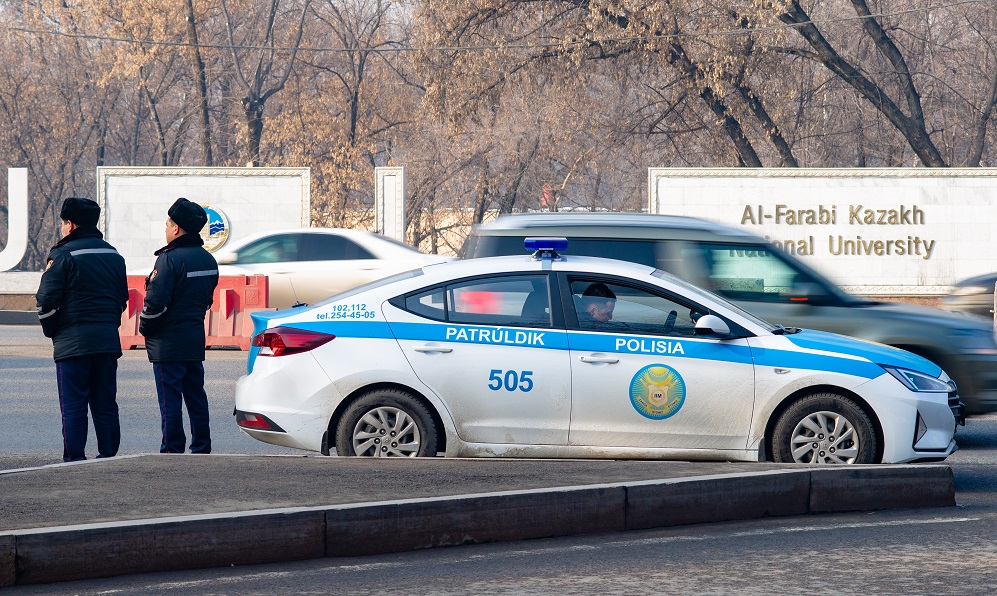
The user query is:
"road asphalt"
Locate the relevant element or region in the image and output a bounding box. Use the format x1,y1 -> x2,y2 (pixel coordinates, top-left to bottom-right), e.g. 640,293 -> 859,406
0,454 -> 956,587
0,314 -> 959,587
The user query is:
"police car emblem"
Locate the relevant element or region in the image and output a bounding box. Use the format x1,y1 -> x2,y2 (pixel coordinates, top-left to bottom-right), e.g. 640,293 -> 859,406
199,204 -> 230,253
629,364 -> 686,420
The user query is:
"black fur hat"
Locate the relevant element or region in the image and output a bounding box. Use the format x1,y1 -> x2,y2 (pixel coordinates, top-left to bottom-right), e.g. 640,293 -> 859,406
168,198 -> 208,234
59,197 -> 100,228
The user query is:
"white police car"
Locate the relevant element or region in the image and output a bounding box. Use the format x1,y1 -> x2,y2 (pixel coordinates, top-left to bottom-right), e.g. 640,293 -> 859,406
235,239 -> 959,464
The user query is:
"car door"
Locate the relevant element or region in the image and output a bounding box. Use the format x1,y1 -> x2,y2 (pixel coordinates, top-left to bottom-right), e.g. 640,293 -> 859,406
226,233 -> 302,307
562,274 -> 755,451
387,273 -> 571,445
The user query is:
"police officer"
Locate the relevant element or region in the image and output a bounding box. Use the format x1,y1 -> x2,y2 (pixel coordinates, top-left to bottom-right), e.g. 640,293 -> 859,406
36,197 -> 128,462
140,198 -> 219,454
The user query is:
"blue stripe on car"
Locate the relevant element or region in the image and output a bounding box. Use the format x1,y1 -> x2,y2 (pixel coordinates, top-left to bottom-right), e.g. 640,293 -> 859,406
257,318 -> 895,381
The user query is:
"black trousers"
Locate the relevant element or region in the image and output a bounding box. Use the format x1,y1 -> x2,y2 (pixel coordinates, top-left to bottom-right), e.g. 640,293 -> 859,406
153,361 -> 211,454
55,354 -> 120,462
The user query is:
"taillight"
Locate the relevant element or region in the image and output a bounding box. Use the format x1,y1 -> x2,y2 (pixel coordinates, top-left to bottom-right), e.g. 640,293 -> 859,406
235,411 -> 286,432
251,326 -> 335,357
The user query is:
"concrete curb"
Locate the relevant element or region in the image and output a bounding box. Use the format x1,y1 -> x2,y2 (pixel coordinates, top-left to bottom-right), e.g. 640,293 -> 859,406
0,464 -> 954,587
809,465 -> 955,512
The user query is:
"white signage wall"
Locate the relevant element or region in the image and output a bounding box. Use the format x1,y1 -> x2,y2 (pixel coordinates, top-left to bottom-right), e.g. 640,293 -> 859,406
648,168 -> 997,295
0,167 -> 39,294
375,166 -> 405,243
0,168 -> 28,271
98,167 -> 310,272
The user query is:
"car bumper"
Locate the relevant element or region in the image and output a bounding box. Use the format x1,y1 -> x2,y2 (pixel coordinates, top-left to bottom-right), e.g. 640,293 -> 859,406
859,375 -> 957,463
234,353 -> 337,453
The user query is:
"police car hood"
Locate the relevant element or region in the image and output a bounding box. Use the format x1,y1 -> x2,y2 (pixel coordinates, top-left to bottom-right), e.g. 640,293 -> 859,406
784,329 -> 942,377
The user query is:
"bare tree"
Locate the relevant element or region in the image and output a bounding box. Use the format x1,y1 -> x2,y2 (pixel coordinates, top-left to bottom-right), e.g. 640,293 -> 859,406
0,2 -> 119,268
221,0 -> 311,166
185,0 -> 215,165
776,0 -> 945,166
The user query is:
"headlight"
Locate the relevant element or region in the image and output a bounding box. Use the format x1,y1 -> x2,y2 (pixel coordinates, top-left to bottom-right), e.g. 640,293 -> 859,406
881,366 -> 953,393
947,328 -> 997,355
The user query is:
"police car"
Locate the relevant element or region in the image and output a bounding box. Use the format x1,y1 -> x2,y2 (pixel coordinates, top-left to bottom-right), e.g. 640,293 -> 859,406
234,239 -> 960,464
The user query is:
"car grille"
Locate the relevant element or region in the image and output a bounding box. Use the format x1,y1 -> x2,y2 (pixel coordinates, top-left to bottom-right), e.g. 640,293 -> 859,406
949,387 -> 966,426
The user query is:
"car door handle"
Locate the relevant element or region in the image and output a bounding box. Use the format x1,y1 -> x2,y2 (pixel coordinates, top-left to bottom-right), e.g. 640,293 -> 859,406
579,355 -> 619,364
412,344 -> 453,353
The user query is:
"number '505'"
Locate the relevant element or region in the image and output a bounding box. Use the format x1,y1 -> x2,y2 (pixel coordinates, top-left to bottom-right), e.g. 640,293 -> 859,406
488,370 -> 534,392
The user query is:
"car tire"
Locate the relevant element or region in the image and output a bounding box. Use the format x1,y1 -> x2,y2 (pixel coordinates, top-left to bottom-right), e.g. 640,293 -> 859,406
772,393 -> 878,464
336,389 -> 439,457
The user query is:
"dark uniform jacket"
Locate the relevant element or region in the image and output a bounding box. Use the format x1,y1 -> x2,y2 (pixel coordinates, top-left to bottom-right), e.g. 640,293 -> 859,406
140,233 -> 219,362
35,227 -> 128,362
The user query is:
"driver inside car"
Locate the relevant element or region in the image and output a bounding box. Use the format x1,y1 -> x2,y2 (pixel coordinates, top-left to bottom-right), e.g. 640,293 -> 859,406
578,282 -> 617,325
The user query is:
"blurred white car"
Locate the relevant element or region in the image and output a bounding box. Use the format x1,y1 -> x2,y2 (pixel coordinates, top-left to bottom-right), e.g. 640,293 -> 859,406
214,228 -> 452,308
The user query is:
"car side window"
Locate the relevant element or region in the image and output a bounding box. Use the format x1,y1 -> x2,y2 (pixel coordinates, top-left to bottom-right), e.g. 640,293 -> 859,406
235,234 -> 299,264
681,243 -> 828,304
300,234 -> 375,261
568,278 -> 704,336
405,288 -> 446,321
447,275 -> 552,327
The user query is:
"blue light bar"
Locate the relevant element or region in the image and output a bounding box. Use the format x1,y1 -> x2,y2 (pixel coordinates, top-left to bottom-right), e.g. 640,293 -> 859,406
524,237 -> 568,252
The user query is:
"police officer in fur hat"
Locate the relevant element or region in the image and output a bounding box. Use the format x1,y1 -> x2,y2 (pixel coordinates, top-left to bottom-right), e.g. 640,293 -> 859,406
36,197 -> 128,462
140,198 -> 219,454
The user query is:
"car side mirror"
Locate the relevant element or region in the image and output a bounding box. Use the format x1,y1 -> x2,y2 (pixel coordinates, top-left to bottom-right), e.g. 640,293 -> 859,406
216,253 -> 237,265
694,314 -> 730,337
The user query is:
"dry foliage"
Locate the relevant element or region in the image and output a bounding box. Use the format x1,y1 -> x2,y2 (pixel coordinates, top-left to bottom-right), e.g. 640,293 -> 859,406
1,0 -> 996,267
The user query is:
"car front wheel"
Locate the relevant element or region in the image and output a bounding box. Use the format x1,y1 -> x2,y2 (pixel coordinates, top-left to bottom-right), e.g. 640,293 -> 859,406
772,393 -> 878,464
336,389 -> 439,457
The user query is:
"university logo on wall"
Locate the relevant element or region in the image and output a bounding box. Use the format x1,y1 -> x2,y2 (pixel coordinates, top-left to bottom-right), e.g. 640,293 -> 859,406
199,204 -> 230,252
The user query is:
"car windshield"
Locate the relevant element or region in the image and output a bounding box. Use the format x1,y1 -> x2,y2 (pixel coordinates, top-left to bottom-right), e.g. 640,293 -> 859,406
308,268 -> 425,307
652,269 -> 778,332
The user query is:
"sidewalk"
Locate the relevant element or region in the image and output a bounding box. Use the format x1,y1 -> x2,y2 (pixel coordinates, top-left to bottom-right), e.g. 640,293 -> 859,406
0,454 -> 955,587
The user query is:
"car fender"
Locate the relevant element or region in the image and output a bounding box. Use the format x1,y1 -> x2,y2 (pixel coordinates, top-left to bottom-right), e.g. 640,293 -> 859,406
747,369 -> 876,449
330,368 -> 460,449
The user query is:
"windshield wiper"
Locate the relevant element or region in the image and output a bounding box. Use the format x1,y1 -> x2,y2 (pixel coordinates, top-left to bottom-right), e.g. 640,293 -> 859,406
772,324 -> 802,335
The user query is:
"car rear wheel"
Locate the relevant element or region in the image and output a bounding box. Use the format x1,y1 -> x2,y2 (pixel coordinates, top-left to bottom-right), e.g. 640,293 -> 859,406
336,389 -> 438,457
772,393 -> 878,464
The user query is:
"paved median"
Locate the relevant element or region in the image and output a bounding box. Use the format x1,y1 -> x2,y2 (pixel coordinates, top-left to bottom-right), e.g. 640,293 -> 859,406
0,455 -> 955,586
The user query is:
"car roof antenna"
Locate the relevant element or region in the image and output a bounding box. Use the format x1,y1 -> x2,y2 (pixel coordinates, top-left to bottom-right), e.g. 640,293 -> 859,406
286,278 -> 306,308
525,237 -> 567,261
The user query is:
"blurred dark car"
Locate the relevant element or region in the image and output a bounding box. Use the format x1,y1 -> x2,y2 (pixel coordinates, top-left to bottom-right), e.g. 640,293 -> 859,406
940,273 -> 997,319
461,212 -> 997,417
